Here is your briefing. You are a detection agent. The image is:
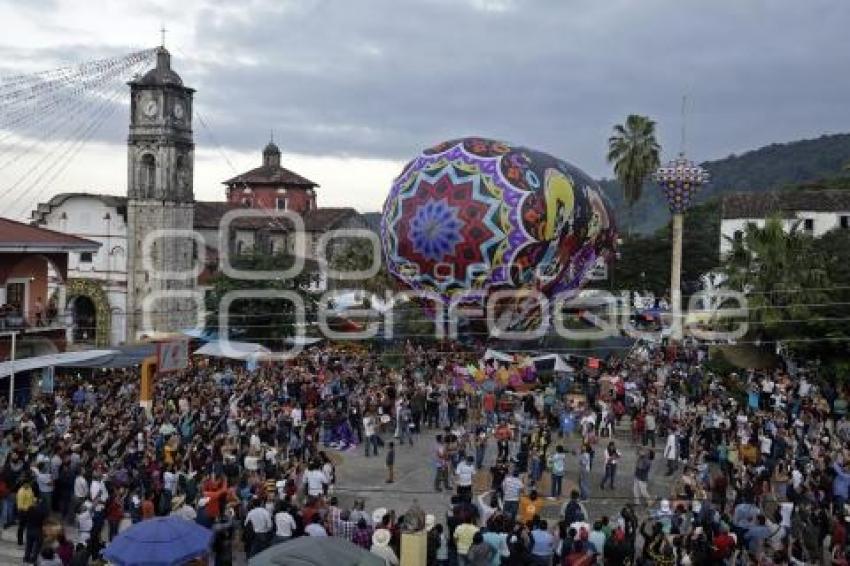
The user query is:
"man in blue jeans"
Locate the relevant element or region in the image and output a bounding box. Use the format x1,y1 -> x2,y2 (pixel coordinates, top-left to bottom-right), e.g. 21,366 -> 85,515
549,445 -> 566,498
501,469 -> 523,519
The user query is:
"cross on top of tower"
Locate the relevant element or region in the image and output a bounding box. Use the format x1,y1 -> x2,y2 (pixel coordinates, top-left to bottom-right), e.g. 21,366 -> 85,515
160,25 -> 167,47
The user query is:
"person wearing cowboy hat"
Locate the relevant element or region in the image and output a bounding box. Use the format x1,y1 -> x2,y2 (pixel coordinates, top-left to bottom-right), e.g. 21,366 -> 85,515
170,495 -> 196,521
370,528 -> 399,566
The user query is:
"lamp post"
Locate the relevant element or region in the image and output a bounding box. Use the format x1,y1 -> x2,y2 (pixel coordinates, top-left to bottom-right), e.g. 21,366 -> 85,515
1,331 -> 16,410
654,153 -> 709,341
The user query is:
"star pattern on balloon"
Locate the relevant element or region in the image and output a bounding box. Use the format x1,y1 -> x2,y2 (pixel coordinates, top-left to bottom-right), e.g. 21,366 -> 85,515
394,163 -> 503,292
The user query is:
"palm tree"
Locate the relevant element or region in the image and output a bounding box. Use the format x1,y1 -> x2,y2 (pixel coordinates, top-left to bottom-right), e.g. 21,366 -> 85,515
607,115 -> 661,235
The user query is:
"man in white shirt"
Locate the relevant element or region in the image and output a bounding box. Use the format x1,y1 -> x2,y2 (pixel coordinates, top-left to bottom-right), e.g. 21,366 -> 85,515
455,456 -> 476,501
274,505 -> 297,543
791,466 -> 804,495
35,463 -> 53,511
71,470 -> 89,522
90,473 -> 108,511
303,464 -> 329,498
761,377 -> 775,410
502,470 -> 523,519
245,501 -> 273,557
162,466 -> 178,495
291,406 -> 303,428
363,413 -> 379,457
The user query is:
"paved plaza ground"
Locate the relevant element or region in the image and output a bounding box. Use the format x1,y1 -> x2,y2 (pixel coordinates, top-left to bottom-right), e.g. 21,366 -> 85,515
334,417 -> 678,529
0,419 -> 679,565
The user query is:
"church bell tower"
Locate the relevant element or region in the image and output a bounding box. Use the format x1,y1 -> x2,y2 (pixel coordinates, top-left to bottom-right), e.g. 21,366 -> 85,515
126,46 -> 196,338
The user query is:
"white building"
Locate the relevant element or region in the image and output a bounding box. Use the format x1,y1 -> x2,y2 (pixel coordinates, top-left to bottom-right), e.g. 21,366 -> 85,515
32,194 -> 129,345
720,190 -> 850,257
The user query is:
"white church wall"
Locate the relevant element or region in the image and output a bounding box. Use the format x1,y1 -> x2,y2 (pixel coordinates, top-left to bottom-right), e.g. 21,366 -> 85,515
41,196 -> 128,277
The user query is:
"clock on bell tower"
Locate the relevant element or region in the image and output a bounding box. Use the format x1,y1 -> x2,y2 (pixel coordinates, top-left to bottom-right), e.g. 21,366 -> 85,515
127,46 -> 194,202
126,46 -> 197,339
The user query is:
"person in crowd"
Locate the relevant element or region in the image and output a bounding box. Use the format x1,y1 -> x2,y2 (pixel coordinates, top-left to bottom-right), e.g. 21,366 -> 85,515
386,442 -> 395,484
549,445 -> 566,499
0,340 -> 844,565
599,441 -> 621,490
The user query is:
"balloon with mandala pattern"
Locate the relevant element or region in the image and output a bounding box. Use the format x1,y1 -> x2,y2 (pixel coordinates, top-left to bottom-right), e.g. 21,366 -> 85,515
381,137 -> 617,329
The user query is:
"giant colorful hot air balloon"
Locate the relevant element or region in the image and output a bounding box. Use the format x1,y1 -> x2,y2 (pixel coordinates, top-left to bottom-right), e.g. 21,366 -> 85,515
381,137 -> 617,330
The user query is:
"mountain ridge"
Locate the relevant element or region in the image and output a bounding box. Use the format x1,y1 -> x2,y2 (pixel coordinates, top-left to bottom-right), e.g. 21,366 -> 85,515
600,132 -> 850,233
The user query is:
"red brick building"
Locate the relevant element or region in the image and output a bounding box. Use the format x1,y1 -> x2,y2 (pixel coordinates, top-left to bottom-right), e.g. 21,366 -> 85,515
223,142 -> 318,214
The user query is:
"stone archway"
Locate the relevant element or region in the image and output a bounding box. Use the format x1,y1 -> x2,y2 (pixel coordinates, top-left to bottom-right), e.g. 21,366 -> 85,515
65,278 -> 111,347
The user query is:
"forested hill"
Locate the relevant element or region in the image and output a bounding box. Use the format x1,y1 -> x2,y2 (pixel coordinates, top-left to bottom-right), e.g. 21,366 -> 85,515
600,133 -> 850,233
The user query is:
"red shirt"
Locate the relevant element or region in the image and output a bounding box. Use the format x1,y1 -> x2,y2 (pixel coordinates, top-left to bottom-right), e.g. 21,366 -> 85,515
834,521 -> 847,549
713,533 -> 735,559
483,393 -> 496,412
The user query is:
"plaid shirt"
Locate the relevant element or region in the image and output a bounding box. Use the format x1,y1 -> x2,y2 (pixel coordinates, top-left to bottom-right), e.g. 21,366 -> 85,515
351,525 -> 373,549
333,518 -> 356,541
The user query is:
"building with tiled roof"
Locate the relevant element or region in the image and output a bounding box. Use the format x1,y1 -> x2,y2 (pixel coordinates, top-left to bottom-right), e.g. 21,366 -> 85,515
223,142 -> 318,212
0,217 -> 100,253
0,217 -> 100,360
720,188 -> 850,256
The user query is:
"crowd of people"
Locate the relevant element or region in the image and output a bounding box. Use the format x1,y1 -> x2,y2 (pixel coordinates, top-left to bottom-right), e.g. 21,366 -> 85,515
0,338 -> 848,565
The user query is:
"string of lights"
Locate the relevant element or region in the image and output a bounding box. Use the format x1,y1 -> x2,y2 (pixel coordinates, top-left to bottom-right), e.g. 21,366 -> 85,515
0,48 -> 155,104
0,76 -> 131,212
10,80 -> 138,220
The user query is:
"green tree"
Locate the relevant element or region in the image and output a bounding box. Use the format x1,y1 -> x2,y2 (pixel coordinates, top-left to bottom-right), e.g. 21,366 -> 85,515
607,114 -> 661,235
204,252 -> 319,347
808,227 -> 850,374
722,217 -> 829,344
611,200 -> 721,296
326,238 -> 440,343
328,237 -> 395,296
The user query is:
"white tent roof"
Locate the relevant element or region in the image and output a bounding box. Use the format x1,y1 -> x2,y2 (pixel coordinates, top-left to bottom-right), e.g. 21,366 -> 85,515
531,354 -> 575,373
193,340 -> 271,360
284,336 -> 323,346
0,350 -> 116,378
483,348 -> 514,363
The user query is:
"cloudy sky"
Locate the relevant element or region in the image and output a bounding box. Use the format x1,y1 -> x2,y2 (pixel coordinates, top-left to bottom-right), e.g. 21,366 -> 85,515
0,0 -> 848,218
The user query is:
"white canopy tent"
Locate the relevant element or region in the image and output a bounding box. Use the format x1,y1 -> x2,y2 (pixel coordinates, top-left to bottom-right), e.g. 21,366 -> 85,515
193,340 -> 271,361
284,336 -> 323,347
483,349 -> 514,363
0,350 -> 116,378
531,354 -> 575,373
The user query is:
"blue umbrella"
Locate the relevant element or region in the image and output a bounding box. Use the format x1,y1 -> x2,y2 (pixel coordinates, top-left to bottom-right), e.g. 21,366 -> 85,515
103,517 -> 213,566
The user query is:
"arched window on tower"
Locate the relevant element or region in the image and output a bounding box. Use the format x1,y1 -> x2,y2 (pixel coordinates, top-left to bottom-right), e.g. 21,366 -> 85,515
140,154 -> 156,198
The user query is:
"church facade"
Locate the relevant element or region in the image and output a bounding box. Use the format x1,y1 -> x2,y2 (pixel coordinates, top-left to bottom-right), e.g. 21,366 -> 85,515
31,48 -> 367,346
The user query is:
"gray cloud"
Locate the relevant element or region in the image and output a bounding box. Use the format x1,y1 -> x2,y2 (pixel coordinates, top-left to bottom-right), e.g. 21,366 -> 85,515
2,0 -> 850,180
178,0 -> 850,176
